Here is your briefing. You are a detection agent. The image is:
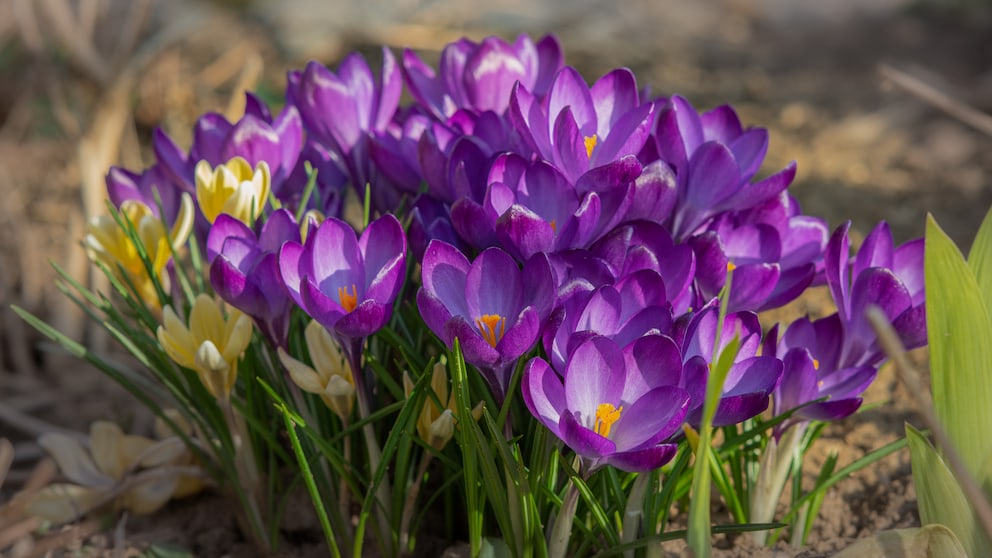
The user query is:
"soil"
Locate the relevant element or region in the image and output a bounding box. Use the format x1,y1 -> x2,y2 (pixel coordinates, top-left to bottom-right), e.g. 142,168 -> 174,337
1,0 -> 990,556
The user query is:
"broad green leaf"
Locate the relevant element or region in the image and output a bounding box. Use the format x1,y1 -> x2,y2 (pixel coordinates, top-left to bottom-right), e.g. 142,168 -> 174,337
907,423 -> 990,556
925,214 -> 992,475
968,205 -> 992,314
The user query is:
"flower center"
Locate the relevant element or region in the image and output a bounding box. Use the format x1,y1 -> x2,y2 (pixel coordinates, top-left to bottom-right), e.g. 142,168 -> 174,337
475,314 -> 506,348
594,403 -> 623,438
337,284 -> 358,312
584,135 -> 598,159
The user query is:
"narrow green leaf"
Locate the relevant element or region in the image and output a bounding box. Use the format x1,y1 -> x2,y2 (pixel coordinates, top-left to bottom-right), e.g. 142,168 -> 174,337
907,423 -> 990,556
925,214 -> 992,475
278,401 -> 343,558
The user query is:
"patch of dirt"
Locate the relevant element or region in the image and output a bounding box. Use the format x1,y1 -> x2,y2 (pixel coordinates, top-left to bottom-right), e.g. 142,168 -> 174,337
2,0 -> 990,556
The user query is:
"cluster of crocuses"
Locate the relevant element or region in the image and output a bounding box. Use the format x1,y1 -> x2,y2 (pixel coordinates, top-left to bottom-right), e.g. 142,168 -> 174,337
98,33 -> 926,479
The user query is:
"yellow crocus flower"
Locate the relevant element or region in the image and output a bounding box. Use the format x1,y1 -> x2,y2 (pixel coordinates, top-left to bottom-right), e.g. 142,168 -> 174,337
84,194 -> 193,307
157,294 -> 253,400
404,362 -> 483,451
278,320 -> 355,420
195,157 -> 270,224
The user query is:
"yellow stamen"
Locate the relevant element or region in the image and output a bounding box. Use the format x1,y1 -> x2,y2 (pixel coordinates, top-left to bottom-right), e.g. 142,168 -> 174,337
584,135 -> 598,159
812,358 -> 820,370
549,219 -> 557,233
338,284 -> 358,312
594,403 -> 623,438
475,314 -> 506,348
727,261 -> 737,272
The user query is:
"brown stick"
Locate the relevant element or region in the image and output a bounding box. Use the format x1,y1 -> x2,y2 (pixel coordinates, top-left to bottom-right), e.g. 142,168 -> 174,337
879,63 -> 992,137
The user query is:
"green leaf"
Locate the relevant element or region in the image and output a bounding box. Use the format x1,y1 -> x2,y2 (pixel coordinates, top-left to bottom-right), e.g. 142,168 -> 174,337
907,423 -> 990,556
968,204 -> 992,312
925,214 -> 992,476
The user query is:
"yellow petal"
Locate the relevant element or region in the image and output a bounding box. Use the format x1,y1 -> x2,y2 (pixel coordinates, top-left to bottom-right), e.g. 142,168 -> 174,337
37,433 -> 113,488
122,473 -> 180,515
90,421 -> 128,480
279,347 -> 325,394
431,362 -> 450,413
195,340 -> 231,397
221,312 -> 253,363
305,320 -> 347,383
189,294 -> 225,343
322,374 -> 356,420
169,193 -> 195,250
428,409 -> 456,450
27,484 -> 106,524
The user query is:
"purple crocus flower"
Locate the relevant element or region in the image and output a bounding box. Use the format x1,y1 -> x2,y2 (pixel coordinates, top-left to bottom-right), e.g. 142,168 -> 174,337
417,240 -> 555,400
590,221 -> 696,315
824,220 -> 926,367
279,214 -> 407,362
674,302 -> 782,427
653,95 -> 796,241
765,319 -> 877,430
522,335 -> 690,473
509,66 -> 655,186
181,93 -> 303,192
402,34 -> 563,120
543,269 -> 673,373
105,164 -> 186,226
287,48 -> 402,210
689,192 -> 829,313
207,210 -> 300,348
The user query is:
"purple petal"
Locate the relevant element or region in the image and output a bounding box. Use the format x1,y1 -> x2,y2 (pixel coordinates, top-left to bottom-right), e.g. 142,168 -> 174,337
589,68 -> 640,135
495,205 -> 555,261
522,357 -> 565,435
496,306 -> 540,362
854,221 -> 894,279
445,316 -> 500,368
565,337 -> 625,419
548,67 -> 596,136
206,214 -> 254,262
611,385 -> 689,451
311,218 -> 365,299
560,411 -> 615,459
623,334 -> 682,401
465,248 -> 523,320
279,241 -> 306,307
301,276 -> 345,329
608,444 -> 679,472
590,102 -> 654,167
359,214 -> 407,304
420,240 -> 471,319
825,221 -> 853,320
334,299 -> 389,339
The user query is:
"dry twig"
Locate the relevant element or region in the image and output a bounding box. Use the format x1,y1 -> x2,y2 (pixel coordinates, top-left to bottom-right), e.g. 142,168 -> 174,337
880,63 -> 992,137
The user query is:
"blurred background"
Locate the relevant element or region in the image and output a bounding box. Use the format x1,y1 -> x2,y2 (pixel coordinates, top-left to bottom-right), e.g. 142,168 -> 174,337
0,0 -> 989,552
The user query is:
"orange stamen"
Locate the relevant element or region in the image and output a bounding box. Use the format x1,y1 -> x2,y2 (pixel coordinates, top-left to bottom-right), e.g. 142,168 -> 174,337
812,358 -> 820,370
475,314 -> 506,348
338,284 -> 358,312
727,261 -> 737,272
549,219 -> 557,233
594,403 -> 623,438
584,135 -> 598,159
